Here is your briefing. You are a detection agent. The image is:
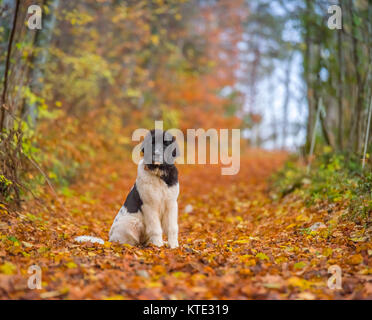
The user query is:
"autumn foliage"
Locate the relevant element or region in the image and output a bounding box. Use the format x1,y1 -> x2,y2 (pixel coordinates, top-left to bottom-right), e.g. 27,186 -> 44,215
0,0 -> 371,301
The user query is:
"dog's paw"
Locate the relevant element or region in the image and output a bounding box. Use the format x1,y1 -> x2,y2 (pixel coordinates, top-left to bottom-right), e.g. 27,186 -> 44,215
169,240 -> 179,249
149,237 -> 164,247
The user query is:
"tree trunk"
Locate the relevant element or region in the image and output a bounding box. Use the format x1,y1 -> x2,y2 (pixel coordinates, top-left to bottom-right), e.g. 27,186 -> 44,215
304,0 -> 314,153
347,0 -> 363,154
0,0 -> 16,79
0,0 -> 20,132
23,0 -> 60,127
281,53 -> 293,150
313,44 -> 333,148
336,18 -> 344,151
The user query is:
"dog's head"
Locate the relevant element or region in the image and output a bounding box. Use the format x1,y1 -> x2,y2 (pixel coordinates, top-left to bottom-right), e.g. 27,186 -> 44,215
141,129 -> 179,167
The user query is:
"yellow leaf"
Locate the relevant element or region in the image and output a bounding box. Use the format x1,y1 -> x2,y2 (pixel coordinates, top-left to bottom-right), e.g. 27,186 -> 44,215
38,246 -> 49,253
294,261 -> 307,269
66,262 -> 77,269
322,248 -> 333,257
360,268 -> 372,275
148,281 -> 161,288
151,34 -> 159,45
296,214 -> 309,222
234,239 -> 250,244
172,271 -> 186,279
256,252 -> 269,261
287,277 -> 311,290
286,223 -> 296,229
275,256 -> 288,264
0,262 -> 17,275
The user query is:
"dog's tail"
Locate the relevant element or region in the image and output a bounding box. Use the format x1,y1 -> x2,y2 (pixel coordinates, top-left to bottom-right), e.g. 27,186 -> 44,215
74,235 -> 104,244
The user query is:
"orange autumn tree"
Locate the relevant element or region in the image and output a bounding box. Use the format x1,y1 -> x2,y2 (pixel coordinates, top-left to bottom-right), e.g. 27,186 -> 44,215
154,0 -> 247,132
0,0 -> 250,199
33,0 -> 248,186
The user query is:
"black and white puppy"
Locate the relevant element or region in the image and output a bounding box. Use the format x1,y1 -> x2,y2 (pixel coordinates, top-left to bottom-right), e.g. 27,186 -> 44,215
109,129 -> 180,248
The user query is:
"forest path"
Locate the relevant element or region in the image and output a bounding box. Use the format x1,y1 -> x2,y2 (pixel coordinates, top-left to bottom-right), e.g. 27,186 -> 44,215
0,150 -> 370,299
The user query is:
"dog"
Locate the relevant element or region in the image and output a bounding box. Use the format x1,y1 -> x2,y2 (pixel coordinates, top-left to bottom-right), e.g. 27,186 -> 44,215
75,129 -> 180,248
108,129 -> 180,248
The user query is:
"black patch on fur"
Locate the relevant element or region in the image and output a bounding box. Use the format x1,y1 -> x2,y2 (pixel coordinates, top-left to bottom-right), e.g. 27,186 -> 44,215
123,183 -> 143,213
147,164 -> 179,187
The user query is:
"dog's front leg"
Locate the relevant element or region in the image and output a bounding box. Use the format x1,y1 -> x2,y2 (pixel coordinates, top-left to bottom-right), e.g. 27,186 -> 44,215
167,201 -> 179,249
142,204 -> 163,247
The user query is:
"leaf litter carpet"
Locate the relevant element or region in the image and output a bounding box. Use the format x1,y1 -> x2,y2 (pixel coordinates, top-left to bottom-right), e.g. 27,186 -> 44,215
0,150 -> 371,299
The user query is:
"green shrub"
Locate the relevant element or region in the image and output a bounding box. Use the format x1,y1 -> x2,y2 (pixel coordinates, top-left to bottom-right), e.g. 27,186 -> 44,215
270,151 -> 371,220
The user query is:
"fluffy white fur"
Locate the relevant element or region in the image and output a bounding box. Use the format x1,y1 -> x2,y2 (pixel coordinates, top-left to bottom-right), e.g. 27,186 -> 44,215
74,235 -> 104,244
109,159 -> 179,248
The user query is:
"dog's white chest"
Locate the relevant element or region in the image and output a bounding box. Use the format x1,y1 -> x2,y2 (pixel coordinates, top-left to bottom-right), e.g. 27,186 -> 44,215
136,162 -> 179,218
